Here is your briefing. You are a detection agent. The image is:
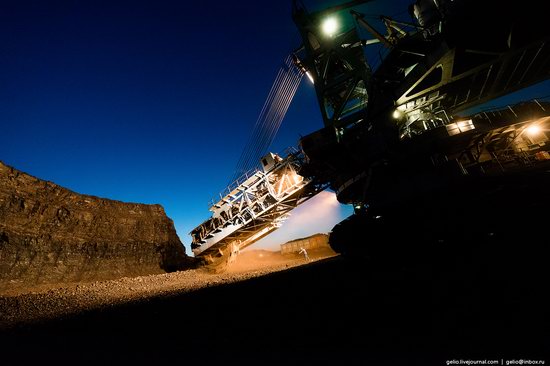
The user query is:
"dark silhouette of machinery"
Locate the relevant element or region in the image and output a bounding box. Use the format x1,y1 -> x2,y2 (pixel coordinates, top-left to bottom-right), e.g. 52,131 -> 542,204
191,0 -> 550,267
291,0 -> 550,256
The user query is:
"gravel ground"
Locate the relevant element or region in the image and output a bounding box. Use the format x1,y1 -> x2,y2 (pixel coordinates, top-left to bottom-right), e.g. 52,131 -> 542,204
0,251 -> 335,329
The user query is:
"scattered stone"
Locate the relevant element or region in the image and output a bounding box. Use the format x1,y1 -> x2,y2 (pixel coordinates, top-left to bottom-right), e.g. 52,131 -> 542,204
0,249 -> 336,328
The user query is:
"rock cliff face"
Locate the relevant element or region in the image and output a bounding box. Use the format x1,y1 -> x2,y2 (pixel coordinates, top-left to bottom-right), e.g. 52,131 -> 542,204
0,161 -> 193,291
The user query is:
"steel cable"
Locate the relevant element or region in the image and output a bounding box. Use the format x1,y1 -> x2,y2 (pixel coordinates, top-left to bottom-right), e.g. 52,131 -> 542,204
230,55 -> 304,183
233,68 -> 287,176
234,58 -> 295,176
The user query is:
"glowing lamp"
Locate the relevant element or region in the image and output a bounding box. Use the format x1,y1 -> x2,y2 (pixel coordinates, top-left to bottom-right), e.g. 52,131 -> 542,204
322,18 -> 338,36
392,109 -> 403,119
526,125 -> 541,136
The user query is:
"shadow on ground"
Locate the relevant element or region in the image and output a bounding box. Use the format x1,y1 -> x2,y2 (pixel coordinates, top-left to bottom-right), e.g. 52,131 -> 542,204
1,228 -> 549,366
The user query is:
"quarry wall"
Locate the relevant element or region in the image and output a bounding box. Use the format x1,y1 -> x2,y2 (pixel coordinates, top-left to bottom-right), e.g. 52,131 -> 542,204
0,161 -> 194,291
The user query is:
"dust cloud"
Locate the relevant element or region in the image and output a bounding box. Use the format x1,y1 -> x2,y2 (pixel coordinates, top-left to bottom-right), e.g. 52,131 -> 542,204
252,191 -> 352,250
227,247 -> 337,274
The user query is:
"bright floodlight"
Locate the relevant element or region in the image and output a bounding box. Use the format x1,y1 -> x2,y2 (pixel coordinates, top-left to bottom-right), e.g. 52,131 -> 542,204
526,125 -> 541,136
392,109 -> 403,119
322,17 -> 338,36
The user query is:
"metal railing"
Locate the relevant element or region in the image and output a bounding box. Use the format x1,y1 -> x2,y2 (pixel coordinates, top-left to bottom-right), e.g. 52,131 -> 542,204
209,146 -> 301,208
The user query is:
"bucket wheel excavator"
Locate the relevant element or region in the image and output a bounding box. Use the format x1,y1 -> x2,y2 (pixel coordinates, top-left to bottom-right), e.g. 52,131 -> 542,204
292,0 -> 550,258
190,0 -> 550,268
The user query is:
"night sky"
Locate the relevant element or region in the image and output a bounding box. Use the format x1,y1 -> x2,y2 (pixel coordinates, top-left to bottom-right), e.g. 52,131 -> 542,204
2,0 -> 548,253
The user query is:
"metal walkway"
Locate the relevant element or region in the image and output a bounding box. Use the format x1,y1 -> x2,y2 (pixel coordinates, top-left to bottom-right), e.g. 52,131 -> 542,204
190,148 -> 326,265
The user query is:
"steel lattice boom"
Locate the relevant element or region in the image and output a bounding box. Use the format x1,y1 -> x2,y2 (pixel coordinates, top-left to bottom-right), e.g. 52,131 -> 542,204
190,148 -> 326,267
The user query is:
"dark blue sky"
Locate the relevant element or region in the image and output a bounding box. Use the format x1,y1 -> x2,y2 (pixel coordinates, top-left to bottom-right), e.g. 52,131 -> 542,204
2,0 -> 548,253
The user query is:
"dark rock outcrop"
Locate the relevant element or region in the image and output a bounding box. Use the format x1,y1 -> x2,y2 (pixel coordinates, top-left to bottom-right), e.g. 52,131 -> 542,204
0,161 -> 194,291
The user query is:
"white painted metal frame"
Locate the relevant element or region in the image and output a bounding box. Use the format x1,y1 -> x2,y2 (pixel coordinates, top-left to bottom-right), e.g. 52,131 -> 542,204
190,151 -> 325,258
